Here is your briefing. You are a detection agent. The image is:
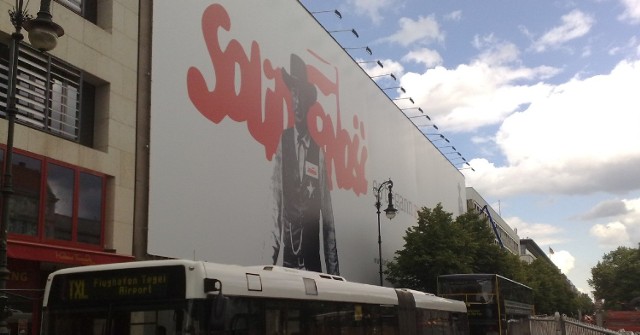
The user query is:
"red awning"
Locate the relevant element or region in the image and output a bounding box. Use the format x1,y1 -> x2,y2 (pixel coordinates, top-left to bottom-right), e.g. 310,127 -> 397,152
8,240 -> 134,266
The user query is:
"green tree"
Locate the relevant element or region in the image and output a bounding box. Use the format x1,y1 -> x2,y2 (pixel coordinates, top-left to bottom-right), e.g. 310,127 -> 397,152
521,258 -> 578,315
454,210 -> 525,280
385,204 -> 467,292
385,204 -> 523,293
385,204 -> 585,316
589,245 -> 640,310
575,292 -> 595,316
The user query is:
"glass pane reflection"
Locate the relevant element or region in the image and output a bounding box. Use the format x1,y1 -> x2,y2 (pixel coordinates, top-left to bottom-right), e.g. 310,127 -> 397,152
46,163 -> 74,241
9,154 -> 42,236
78,172 -> 102,245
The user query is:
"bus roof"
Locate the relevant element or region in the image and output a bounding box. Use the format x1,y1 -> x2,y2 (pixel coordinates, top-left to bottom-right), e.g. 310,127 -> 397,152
44,260 -> 466,312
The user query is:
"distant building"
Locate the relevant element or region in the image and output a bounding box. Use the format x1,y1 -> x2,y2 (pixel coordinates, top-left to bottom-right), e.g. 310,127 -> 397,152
519,238 -> 553,264
465,190 -> 577,291
466,187 -> 520,255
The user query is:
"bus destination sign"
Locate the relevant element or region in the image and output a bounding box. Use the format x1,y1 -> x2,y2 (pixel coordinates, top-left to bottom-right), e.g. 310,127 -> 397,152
48,265 -> 186,306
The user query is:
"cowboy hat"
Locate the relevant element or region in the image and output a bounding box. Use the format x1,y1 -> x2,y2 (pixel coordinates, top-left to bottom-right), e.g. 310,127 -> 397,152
282,53 -> 317,108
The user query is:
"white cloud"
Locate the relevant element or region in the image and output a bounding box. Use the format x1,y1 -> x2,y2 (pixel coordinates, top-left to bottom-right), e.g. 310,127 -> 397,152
379,15 -> 444,47
579,199 -> 629,220
503,216 -> 575,274
444,10 -> 462,22
400,59 -> 558,131
477,41 -> 520,66
618,0 -> 640,23
472,34 -> 499,51
588,197 -> 640,248
504,216 -> 575,274
397,35 -> 561,131
506,216 -> 566,245
531,10 -> 595,52
472,34 -> 523,66
465,59 -> 640,197
348,0 -> 397,24
620,198 -> 640,242
360,58 -> 405,80
590,222 -> 631,248
608,36 -> 639,56
549,250 -> 576,275
402,48 -> 443,68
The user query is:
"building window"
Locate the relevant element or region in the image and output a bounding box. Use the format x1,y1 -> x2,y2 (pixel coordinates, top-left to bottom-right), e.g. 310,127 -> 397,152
46,163 -> 75,241
7,154 -> 42,236
0,148 -> 107,248
77,172 -> 103,244
56,0 -> 97,23
0,43 -> 96,147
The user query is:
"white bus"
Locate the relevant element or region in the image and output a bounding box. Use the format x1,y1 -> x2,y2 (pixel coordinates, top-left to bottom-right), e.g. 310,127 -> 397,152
41,259 -> 468,335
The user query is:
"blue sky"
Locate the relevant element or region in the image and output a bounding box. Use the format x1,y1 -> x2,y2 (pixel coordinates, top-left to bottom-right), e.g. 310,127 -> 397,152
300,0 -> 640,295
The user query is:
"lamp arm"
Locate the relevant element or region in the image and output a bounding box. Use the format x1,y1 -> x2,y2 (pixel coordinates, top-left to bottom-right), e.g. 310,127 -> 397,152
374,180 -> 391,211
374,179 -> 396,218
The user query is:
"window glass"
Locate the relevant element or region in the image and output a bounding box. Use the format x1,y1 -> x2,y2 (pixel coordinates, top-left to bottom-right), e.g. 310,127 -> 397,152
380,305 -> 399,335
0,149 -> 106,246
0,43 -> 91,145
55,0 -> 97,23
9,153 -> 42,236
50,74 -> 80,139
45,163 -> 75,241
46,307 -> 185,335
77,172 -> 102,245
416,310 -> 450,335
58,0 -> 81,13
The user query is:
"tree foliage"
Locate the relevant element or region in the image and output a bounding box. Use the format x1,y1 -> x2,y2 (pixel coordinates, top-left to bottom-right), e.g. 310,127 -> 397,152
589,245 -> 640,310
521,258 -> 578,315
385,204 -> 523,294
575,292 -> 595,315
385,204 -> 586,316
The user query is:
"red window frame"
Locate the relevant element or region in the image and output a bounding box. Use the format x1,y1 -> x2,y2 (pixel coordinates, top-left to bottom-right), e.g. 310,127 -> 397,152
0,146 -> 107,250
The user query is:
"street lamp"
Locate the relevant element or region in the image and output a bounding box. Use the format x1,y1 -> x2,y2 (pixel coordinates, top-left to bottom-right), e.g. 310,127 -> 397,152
1,1 -> 63,334
344,46 -> 372,55
310,9 -> 342,19
382,86 -> 406,93
357,60 -> 384,68
328,28 -> 359,38
374,179 -> 398,286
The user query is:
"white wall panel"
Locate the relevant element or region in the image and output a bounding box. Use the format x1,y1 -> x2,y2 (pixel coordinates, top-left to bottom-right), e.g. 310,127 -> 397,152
150,0 -> 466,284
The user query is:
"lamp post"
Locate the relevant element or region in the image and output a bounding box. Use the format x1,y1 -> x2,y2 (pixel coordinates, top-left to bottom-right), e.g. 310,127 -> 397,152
1,1 -> 63,334
374,179 -> 398,286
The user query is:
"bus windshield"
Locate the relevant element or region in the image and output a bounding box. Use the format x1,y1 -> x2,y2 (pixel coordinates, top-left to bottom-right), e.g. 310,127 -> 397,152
42,264 -> 201,335
43,301 -> 206,335
438,277 -> 496,304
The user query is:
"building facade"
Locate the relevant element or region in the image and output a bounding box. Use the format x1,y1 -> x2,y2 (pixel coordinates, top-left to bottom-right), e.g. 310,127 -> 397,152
520,238 -> 553,264
466,187 -> 521,255
0,0 -> 138,333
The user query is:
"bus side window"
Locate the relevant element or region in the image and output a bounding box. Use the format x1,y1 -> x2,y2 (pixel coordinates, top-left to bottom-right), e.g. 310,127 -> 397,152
264,307 -> 301,335
230,313 -> 261,334
265,309 -> 282,334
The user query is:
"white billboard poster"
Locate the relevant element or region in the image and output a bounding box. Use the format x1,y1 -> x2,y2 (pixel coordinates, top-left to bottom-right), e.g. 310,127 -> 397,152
150,0 -> 466,284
